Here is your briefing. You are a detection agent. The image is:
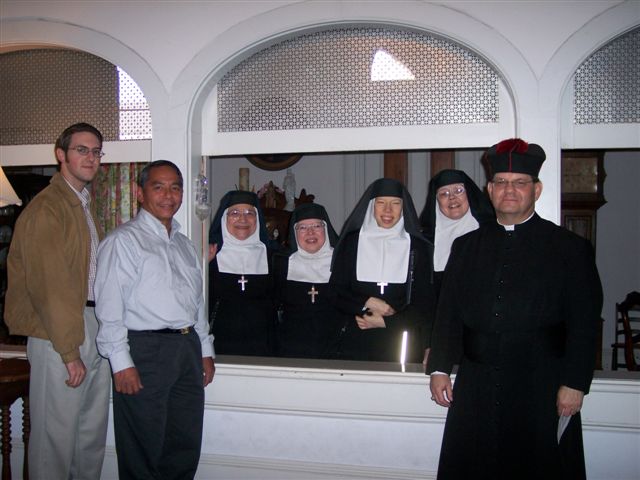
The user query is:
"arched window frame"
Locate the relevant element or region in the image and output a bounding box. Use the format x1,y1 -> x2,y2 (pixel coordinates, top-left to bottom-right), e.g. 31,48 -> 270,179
202,25 -> 515,156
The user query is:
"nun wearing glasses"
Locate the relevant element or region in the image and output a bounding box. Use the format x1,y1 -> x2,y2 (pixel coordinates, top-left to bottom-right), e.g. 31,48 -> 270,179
273,203 -> 348,358
329,178 -> 437,363
419,169 -> 494,298
208,190 -> 277,356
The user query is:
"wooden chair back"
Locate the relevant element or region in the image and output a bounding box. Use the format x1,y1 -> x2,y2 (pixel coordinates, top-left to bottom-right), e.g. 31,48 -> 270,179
613,291 -> 640,371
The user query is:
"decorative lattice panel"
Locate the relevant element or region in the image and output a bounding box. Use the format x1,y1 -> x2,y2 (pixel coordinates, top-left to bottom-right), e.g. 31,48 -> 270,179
0,49 -> 119,145
118,67 -> 152,140
218,27 -> 499,132
574,28 -> 639,125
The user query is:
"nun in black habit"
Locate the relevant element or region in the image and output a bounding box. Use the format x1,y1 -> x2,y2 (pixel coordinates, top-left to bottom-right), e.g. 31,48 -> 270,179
329,178 -> 437,363
208,190 -> 277,356
273,203 -> 349,358
419,169 -> 494,297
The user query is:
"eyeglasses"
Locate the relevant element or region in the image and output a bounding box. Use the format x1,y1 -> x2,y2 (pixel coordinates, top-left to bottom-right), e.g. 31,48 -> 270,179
68,146 -> 105,158
294,222 -> 325,233
491,178 -> 536,190
227,208 -> 257,220
437,185 -> 466,200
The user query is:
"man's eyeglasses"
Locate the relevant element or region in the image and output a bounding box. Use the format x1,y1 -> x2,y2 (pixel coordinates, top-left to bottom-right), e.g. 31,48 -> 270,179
491,178 -> 535,190
227,208 -> 257,220
437,185 -> 466,200
68,146 -> 105,158
294,222 -> 325,233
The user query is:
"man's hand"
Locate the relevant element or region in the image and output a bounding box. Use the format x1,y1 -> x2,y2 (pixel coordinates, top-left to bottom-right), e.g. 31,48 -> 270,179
202,357 -> 215,387
114,367 -> 144,395
65,358 -> 87,388
365,297 -> 395,316
557,385 -> 584,417
430,373 -> 453,407
356,311 -> 386,329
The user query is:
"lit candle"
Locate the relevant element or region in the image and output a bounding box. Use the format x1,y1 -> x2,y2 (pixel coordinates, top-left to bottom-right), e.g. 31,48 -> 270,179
239,168 -> 249,191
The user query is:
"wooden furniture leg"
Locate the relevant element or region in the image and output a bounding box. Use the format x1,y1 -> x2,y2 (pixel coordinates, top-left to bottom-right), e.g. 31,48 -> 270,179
0,359 -> 30,480
1,403 -> 12,480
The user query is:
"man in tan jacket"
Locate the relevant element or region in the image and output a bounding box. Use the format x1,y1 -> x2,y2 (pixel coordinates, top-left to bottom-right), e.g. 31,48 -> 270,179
5,123 -> 111,479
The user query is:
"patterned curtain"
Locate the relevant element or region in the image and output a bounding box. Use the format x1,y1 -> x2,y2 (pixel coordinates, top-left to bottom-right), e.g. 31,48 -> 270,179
91,163 -> 146,234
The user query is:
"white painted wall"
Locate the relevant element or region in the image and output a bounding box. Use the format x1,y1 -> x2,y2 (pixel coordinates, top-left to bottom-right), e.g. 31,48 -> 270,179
9,364 -> 640,480
0,141 -> 151,166
2,2 -> 639,478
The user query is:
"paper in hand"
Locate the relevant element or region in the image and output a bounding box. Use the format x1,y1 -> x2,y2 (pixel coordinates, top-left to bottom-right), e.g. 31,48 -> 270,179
557,415 -> 572,444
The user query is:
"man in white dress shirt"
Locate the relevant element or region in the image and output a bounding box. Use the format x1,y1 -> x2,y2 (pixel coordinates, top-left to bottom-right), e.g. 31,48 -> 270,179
95,160 -> 215,479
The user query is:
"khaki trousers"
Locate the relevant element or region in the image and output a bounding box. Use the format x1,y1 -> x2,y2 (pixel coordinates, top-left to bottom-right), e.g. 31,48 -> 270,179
27,307 -> 111,480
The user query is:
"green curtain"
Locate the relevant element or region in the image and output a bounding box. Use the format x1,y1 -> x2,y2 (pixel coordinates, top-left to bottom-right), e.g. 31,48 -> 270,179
91,163 -> 146,234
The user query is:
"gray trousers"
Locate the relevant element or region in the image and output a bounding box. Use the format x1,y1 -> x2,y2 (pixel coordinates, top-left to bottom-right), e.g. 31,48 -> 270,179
27,307 -> 111,480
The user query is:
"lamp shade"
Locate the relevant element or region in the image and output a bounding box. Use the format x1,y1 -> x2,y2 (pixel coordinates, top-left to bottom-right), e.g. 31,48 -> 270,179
0,166 -> 22,207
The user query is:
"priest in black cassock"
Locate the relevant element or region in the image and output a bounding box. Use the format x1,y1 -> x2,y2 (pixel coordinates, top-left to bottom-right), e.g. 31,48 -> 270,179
330,178 -> 437,363
427,139 -> 603,480
273,203 -> 348,358
208,190 -> 277,356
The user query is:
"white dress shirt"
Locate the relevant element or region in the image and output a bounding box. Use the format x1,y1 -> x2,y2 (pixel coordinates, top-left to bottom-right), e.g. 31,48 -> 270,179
95,208 -> 214,374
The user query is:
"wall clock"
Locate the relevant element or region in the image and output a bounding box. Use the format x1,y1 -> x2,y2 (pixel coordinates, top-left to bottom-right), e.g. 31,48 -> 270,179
246,154 -> 302,171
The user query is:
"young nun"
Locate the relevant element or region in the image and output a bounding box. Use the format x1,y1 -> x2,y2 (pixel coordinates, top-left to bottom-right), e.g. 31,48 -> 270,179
208,190 -> 277,356
419,169 -> 494,297
329,178 -> 437,363
273,203 -> 348,358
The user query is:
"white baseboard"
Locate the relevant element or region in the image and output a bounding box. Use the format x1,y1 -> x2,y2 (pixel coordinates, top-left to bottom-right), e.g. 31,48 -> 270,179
196,453 -> 435,480
96,449 -> 435,480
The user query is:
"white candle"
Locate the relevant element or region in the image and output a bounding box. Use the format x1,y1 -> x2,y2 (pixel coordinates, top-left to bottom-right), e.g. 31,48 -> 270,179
239,168 -> 249,191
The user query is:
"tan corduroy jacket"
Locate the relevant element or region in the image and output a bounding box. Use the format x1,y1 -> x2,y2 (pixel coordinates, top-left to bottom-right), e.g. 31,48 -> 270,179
5,173 -> 104,363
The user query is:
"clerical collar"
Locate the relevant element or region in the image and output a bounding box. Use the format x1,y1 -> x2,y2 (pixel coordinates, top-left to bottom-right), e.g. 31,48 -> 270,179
497,211 -> 536,231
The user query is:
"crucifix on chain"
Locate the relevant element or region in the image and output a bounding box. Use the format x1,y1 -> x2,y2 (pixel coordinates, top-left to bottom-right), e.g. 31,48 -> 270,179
377,282 -> 388,295
238,275 -> 248,291
308,285 -> 318,304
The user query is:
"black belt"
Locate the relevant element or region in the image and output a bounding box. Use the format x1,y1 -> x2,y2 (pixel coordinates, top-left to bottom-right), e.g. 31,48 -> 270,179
86,300 -> 96,307
463,324 -> 565,366
140,327 -> 192,335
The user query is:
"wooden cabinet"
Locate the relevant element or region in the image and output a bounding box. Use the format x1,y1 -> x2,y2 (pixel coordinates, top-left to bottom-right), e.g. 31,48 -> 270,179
561,150 -> 606,248
561,150 -> 606,369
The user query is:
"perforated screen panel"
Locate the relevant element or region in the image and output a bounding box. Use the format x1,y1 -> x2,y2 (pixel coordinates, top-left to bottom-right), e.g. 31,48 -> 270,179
218,27 -> 499,132
0,49 -> 119,145
574,28 -> 639,125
